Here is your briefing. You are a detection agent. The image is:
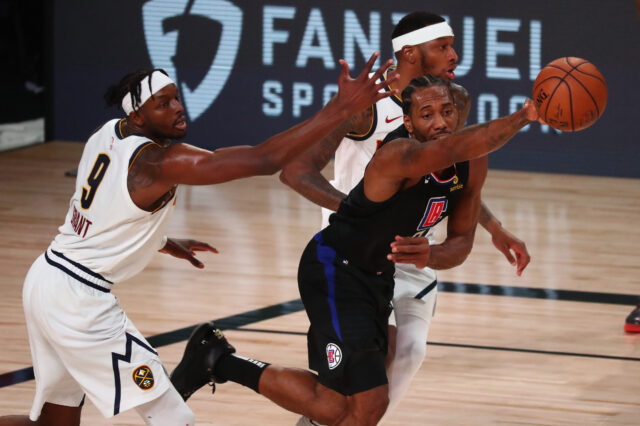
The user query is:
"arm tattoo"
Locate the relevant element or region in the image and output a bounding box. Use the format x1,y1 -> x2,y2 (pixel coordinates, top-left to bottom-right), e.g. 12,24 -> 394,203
478,204 -> 492,226
127,144 -> 165,193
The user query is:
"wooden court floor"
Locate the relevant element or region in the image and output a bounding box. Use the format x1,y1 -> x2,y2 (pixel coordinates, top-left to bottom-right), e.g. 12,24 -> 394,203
0,142 -> 639,425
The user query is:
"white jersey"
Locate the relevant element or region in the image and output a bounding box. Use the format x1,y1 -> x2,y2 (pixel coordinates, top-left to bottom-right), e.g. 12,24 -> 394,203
322,72 -> 438,291
50,118 -> 177,283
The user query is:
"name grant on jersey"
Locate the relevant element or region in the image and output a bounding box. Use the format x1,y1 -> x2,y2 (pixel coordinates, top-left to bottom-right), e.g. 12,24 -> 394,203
70,205 -> 92,238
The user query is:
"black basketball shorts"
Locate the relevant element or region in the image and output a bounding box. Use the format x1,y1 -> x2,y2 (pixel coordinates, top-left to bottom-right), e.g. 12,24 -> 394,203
297,233 -> 394,396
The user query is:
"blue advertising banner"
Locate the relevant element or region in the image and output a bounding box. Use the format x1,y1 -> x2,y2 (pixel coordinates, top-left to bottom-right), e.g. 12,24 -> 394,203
51,0 -> 640,177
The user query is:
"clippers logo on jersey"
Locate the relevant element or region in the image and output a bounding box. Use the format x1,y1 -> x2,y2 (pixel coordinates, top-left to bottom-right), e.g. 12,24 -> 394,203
418,196 -> 448,231
132,365 -> 155,390
326,343 -> 342,370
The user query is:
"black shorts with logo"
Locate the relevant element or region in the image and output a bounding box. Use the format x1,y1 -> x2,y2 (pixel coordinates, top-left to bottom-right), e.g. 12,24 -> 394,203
297,233 -> 394,396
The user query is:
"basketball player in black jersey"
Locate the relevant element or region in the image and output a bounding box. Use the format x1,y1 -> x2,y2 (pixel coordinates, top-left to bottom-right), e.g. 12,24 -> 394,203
171,76 -> 542,425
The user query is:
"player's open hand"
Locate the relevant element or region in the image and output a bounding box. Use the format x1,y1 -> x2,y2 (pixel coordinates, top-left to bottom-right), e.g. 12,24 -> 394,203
387,235 -> 431,269
334,52 -> 399,116
159,238 -> 218,269
490,227 -> 530,276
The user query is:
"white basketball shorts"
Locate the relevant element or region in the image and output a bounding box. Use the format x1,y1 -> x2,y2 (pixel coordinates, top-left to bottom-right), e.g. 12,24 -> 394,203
22,250 -> 170,420
389,264 -> 438,327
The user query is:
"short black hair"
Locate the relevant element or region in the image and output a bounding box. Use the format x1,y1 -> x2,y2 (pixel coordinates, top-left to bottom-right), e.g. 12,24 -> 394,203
401,74 -> 452,115
104,68 -> 170,110
391,12 -> 446,40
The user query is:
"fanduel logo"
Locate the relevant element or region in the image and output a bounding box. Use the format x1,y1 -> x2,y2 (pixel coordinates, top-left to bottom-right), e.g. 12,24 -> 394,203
142,0 -> 242,121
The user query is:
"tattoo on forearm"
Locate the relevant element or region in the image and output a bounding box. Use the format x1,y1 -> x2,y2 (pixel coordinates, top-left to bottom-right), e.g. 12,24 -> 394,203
478,206 -> 491,225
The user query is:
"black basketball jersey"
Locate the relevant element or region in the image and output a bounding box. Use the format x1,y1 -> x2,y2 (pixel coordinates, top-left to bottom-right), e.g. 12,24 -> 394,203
321,133 -> 469,275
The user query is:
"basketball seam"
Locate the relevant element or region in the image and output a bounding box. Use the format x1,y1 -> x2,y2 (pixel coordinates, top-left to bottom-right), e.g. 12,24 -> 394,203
565,73 -> 600,117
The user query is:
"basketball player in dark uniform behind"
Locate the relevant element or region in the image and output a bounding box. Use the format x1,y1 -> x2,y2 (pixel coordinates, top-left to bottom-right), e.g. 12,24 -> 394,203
171,75 -> 543,425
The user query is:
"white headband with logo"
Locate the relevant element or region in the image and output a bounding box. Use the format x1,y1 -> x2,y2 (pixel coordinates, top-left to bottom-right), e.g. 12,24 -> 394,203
121,71 -> 175,115
392,21 -> 454,52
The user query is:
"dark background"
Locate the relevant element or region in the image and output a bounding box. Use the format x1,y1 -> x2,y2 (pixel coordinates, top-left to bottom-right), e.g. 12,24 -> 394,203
9,0 -> 640,177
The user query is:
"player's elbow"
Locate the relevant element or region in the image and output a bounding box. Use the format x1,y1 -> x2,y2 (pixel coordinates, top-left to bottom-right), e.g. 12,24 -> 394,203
279,164 -> 297,187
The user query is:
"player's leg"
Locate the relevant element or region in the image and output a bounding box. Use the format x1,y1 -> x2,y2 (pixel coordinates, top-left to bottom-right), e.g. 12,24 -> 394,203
134,386 -> 194,426
25,251 -> 174,419
174,327 -> 389,425
384,267 -> 438,417
5,254 -> 87,425
0,403 -> 82,426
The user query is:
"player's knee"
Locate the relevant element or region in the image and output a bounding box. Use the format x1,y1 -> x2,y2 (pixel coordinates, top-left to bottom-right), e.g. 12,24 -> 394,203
352,393 -> 389,425
345,387 -> 389,425
397,337 -> 427,369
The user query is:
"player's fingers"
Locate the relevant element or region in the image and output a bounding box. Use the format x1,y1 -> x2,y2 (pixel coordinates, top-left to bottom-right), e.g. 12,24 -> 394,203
501,247 -> 516,266
338,59 -> 350,82
390,243 -> 427,254
516,251 -> 531,275
370,58 -> 394,83
374,89 -> 399,102
191,243 -> 219,253
357,51 -> 380,80
188,255 -> 204,269
373,74 -> 398,93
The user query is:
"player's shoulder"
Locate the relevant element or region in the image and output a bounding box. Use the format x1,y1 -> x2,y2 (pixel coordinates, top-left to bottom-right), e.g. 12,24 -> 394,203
449,82 -> 471,103
380,123 -> 410,147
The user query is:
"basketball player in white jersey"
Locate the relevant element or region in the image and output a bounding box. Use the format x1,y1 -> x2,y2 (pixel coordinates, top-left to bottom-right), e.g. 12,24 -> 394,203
279,12 -> 531,423
0,53 -> 398,426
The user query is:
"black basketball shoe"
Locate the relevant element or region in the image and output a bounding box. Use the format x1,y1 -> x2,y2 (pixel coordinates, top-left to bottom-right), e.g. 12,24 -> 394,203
170,321 -> 236,401
625,306 -> 640,333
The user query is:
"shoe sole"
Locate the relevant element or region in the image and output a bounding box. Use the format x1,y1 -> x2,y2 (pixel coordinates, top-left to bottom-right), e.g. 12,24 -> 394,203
624,322 -> 640,333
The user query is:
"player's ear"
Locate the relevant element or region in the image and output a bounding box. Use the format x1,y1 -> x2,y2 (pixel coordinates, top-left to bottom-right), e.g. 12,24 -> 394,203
130,111 -> 145,127
401,45 -> 418,65
403,114 -> 414,134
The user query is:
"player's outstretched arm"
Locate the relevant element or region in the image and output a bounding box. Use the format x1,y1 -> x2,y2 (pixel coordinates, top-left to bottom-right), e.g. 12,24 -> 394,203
278,120 -> 350,212
449,83 -> 531,275
369,99 -> 539,195
478,203 -> 531,276
159,52 -> 398,186
278,103 -> 375,211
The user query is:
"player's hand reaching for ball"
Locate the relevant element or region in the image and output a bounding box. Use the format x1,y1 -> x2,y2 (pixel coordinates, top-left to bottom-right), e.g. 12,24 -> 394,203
333,52 -> 399,118
387,235 -> 431,269
159,238 -> 218,269
523,98 -> 545,124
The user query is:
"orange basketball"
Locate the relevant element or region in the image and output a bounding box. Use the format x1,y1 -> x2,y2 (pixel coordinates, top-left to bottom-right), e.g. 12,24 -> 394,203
532,57 -> 607,131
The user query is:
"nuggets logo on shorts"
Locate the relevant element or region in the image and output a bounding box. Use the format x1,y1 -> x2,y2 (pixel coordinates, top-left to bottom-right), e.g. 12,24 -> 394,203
326,343 -> 342,370
132,365 -> 155,390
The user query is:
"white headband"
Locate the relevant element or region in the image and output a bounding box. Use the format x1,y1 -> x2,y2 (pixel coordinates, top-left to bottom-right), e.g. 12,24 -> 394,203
392,21 -> 454,52
121,71 -> 175,115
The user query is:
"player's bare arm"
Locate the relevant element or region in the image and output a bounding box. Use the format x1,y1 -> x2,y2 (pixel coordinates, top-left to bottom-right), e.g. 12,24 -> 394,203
127,53 -> 398,208
478,205 -> 531,275
424,156 -> 487,269
365,100 -> 538,203
450,83 -> 531,274
279,101 -> 375,211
